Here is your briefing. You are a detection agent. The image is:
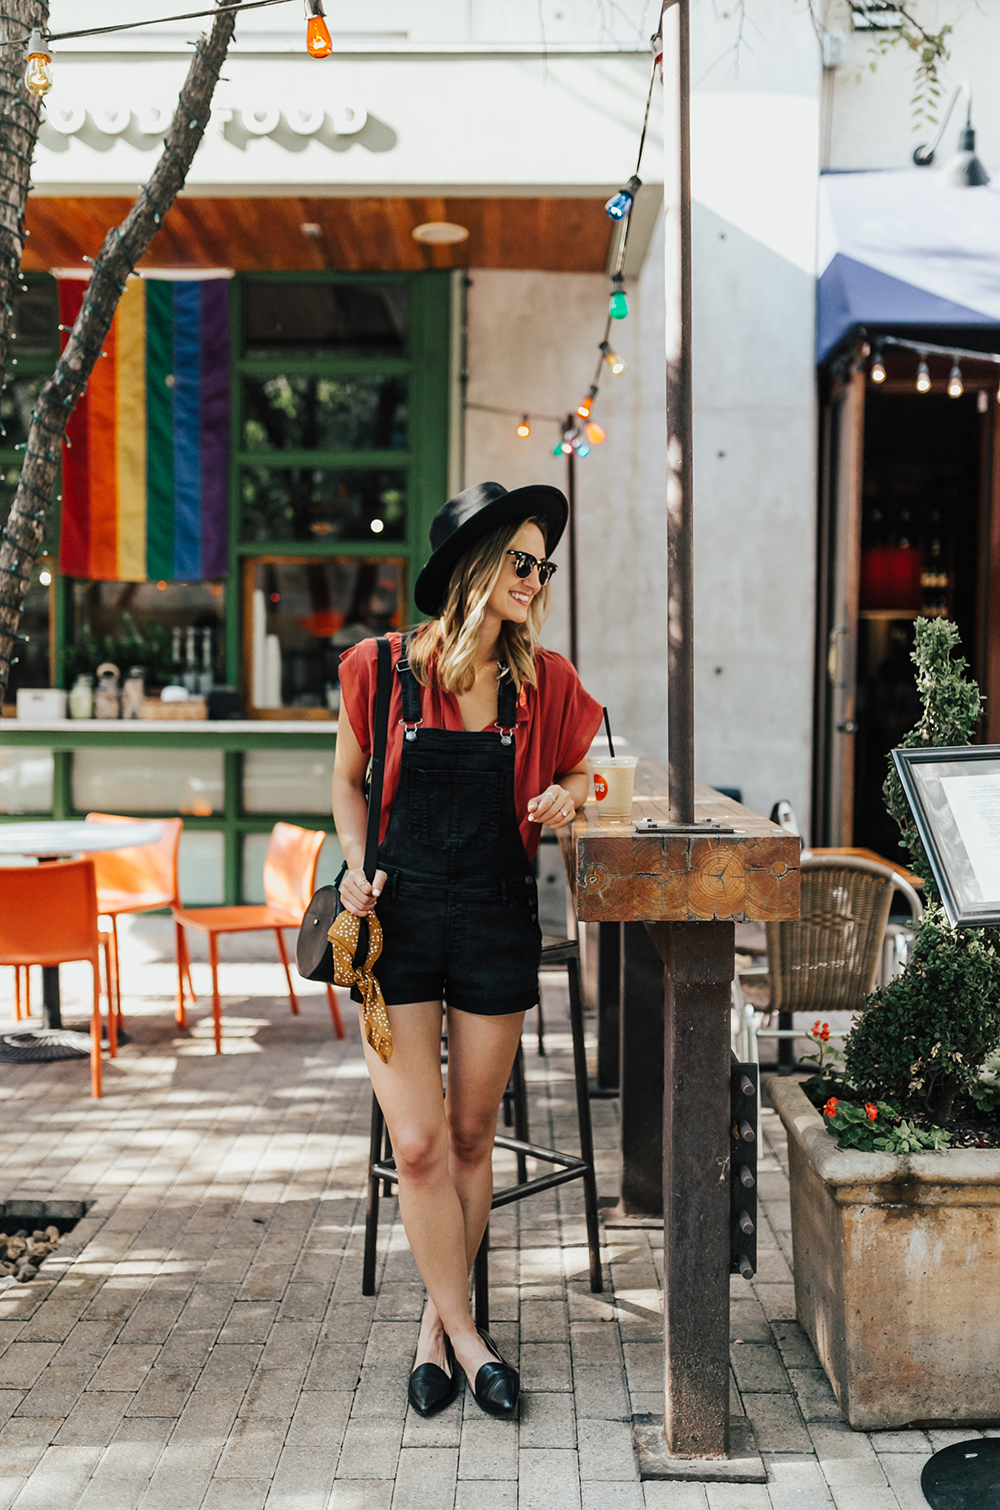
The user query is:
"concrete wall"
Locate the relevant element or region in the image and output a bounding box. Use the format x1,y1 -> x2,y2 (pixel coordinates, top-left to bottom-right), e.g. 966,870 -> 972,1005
464,216 -> 668,760
687,0 -> 822,826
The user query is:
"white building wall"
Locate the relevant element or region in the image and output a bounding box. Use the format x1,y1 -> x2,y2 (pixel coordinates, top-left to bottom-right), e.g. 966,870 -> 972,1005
463,222 -> 668,758
687,0 -> 822,827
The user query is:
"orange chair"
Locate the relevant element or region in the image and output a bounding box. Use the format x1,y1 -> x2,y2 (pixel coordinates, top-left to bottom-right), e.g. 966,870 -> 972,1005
172,822 -> 345,1054
84,814 -> 195,1029
0,860 -> 114,1098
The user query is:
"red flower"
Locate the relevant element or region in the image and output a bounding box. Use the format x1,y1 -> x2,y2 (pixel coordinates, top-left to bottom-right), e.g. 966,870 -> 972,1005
865,1103 -> 878,1122
823,1097 -> 839,1118
812,1021 -> 831,1043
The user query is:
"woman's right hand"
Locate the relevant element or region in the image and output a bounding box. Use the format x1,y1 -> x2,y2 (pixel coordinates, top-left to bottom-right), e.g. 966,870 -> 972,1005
339,867 -> 387,918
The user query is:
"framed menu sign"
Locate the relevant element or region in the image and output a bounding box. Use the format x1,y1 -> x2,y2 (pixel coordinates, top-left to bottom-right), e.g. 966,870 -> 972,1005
892,745 -> 1000,926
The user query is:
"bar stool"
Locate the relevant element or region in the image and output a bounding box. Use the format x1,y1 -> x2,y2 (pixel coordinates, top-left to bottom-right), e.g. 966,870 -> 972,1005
361,935 -> 603,1330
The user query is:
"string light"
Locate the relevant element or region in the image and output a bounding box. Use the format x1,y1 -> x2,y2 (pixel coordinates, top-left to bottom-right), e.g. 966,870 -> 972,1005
916,359 -> 931,394
871,347 -> 886,383
576,387 -> 597,419
601,343 -> 626,376
948,363 -> 964,398
23,30 -> 52,97
609,274 -> 628,321
585,422 -> 605,445
305,0 -> 333,57
516,416 -> 530,438
605,175 -> 641,222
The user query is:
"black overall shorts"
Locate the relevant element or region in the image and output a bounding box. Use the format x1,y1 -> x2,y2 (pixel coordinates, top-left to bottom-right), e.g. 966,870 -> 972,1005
350,645 -> 542,1015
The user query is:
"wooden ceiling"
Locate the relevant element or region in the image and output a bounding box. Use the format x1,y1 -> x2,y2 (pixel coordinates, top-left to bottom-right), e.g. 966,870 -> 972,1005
24,196 -> 613,274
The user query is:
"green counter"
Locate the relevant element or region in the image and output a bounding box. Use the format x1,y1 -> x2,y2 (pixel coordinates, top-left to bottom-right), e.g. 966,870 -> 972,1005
0,719 -> 341,905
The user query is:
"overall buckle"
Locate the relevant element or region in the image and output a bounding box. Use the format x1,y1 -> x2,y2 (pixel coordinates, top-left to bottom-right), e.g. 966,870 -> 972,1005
496,724 -> 516,747
399,717 -> 423,742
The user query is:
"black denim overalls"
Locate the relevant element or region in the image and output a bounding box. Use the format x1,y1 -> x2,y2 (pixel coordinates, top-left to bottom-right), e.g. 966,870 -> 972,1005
352,642 -> 542,1015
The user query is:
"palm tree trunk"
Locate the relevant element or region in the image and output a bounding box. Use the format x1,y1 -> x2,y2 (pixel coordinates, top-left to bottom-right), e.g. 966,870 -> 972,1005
0,0 -> 244,703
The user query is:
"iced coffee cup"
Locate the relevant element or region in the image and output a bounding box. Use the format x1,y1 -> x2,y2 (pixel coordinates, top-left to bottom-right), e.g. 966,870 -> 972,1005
589,755 -> 638,821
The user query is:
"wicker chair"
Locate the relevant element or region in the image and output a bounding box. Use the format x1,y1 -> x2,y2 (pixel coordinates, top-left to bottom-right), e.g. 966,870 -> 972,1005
733,855 -> 923,1064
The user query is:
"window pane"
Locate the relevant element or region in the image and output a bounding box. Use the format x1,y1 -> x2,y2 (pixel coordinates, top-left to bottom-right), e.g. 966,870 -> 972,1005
241,467 -> 406,543
243,748 -> 335,814
244,282 -> 409,357
6,558 -> 53,700
13,282 -> 55,356
71,580 -> 226,690
247,558 -> 404,713
178,830 -> 224,904
242,375 -> 408,453
72,749 -> 224,814
0,748 -> 54,814
0,379 -> 42,450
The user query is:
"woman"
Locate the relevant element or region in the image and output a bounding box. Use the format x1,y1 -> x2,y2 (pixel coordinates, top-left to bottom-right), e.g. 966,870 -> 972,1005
332,480 -> 603,1418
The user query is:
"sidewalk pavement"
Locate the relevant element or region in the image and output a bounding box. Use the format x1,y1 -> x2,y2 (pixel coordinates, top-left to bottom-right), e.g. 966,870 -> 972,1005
0,917 -> 989,1509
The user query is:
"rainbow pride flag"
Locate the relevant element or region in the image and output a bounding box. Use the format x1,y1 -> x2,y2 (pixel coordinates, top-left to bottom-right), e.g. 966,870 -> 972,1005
58,276 -> 230,582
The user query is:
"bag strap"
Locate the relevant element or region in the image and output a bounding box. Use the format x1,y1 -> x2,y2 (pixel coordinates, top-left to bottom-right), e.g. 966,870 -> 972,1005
363,636 -> 392,884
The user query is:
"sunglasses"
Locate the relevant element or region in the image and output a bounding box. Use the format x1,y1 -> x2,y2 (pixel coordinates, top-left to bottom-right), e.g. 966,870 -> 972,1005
506,549 -> 558,586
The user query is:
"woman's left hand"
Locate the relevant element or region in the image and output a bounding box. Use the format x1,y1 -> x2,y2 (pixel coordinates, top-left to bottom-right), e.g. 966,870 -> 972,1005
527,785 -> 577,830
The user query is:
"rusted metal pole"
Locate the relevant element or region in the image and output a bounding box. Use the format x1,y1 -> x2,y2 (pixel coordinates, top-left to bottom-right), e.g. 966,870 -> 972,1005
663,0 -> 694,825
566,420 -> 579,667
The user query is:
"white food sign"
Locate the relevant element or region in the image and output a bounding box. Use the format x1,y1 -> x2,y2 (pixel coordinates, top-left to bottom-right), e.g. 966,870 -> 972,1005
940,773 -> 1000,900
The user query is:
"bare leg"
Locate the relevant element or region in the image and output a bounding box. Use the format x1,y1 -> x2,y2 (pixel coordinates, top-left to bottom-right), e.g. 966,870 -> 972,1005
359,1000 -> 520,1387
418,1007 -> 525,1383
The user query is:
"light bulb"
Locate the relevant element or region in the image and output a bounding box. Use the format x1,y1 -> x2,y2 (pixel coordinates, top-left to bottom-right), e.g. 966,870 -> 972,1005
609,275 -> 628,320
370,518 -> 384,534
916,359 -> 931,394
552,441 -> 563,457
516,416 -> 530,438
585,422 -> 605,445
605,175 -> 641,222
948,363 -> 963,398
871,353 -> 886,383
306,1 -> 333,57
38,569 -> 51,586
560,437 -> 574,455
24,31 -> 53,97
576,392 -> 594,419
602,344 -> 626,375
573,439 -> 590,458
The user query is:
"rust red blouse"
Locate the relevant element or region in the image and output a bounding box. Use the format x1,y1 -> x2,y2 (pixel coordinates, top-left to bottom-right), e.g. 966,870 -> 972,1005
338,632 -> 603,860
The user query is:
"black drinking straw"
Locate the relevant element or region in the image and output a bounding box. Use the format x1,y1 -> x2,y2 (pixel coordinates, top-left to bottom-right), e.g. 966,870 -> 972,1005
603,707 -> 616,758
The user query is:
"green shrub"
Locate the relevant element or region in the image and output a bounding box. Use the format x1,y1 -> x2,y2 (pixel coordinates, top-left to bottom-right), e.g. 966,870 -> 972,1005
840,618 -> 1000,1125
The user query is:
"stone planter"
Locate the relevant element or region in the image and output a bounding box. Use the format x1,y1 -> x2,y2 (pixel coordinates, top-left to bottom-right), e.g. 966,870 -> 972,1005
767,1076 -> 1000,1430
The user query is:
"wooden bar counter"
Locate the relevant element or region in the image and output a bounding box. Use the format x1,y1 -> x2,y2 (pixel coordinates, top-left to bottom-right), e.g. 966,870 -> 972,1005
560,757 -> 800,1471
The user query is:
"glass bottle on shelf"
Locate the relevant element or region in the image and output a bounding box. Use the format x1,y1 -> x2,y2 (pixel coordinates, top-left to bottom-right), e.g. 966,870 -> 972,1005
68,674 -> 94,720
169,627 -> 184,689
183,626 -> 199,693
122,666 -> 145,720
199,627 -> 214,696
94,663 -> 121,720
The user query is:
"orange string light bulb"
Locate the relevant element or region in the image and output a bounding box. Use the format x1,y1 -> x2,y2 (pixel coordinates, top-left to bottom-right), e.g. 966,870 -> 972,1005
516,416 -> 531,438
306,0 -> 333,57
576,386 -> 597,420
585,421 -> 606,445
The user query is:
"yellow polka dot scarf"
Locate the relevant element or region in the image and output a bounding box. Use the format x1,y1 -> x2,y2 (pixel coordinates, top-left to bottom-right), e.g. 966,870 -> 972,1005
326,909 -> 392,1063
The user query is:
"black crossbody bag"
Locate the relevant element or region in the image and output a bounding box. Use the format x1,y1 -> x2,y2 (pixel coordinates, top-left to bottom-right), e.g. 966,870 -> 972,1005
296,636 -> 392,983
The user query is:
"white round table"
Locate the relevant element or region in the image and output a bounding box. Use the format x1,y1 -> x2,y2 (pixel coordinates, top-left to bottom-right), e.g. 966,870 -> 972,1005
0,820 -> 164,1048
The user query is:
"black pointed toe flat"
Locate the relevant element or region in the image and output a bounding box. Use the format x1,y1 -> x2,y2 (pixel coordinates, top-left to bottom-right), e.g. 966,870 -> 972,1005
471,1328 -> 519,1418
408,1334 -> 462,1417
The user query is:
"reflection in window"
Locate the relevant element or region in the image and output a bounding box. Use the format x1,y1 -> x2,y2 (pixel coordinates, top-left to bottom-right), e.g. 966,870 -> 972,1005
12,282 -> 56,355
241,467 -> 406,543
244,282 -> 409,357
0,748 -> 53,814
71,580 -> 225,689
247,556 -> 405,714
242,375 -> 407,453
1,379 -> 42,450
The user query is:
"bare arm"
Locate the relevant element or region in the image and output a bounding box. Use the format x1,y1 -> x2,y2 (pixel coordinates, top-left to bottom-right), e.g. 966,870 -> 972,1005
332,708 -> 387,917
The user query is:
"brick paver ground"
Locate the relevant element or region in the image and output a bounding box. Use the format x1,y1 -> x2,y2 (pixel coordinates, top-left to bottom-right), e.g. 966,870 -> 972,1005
0,918 -> 992,1508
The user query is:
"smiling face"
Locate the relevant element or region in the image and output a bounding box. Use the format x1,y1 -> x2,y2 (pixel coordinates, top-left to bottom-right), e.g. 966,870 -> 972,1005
486,520 -> 547,626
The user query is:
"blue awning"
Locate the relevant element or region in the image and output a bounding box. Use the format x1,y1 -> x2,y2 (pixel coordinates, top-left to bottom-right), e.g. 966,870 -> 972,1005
817,170 -> 1000,361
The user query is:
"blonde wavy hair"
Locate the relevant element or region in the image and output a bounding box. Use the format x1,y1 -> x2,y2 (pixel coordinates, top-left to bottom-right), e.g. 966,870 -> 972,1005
408,516 -> 551,695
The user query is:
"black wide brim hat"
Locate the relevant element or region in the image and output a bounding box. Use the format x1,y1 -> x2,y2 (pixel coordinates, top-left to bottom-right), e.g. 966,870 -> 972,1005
414,481 -> 568,617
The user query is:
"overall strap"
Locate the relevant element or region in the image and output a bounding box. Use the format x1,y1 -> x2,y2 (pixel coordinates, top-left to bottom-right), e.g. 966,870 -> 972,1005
363,637 -> 392,883
497,663 -> 518,734
395,632 -> 423,734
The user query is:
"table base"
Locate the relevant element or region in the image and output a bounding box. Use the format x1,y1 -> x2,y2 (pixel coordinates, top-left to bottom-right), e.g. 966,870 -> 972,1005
0,1029 -> 92,1063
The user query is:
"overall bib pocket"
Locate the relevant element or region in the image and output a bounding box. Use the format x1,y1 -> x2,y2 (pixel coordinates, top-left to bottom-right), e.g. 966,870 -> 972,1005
407,768 -> 503,851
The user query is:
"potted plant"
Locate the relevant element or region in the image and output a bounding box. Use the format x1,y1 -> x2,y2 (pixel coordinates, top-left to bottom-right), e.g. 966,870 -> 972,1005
768,617 -> 1000,1430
